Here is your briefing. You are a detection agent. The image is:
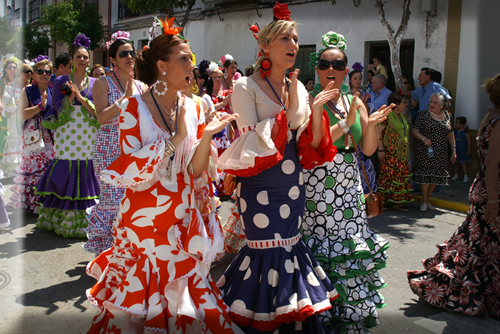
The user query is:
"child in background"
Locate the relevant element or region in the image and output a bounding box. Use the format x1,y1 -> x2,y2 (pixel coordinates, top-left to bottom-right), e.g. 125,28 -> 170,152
368,57 -> 388,78
452,116 -> 472,182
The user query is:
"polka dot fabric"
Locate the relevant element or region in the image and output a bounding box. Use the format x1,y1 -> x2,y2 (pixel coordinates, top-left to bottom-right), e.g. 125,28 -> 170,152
412,110 -> 453,185
303,151 -> 389,333
85,77 -> 143,255
217,132 -> 338,333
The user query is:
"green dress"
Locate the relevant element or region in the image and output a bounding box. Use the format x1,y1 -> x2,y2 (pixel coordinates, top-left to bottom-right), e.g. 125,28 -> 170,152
302,90 -> 389,333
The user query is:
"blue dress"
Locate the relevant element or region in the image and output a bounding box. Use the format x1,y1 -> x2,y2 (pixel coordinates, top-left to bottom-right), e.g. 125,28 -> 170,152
454,129 -> 471,164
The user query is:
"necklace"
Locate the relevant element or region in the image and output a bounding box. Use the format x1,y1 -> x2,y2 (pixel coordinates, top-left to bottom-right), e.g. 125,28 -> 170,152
114,72 -> 125,94
327,95 -> 352,149
430,110 -> 445,121
264,76 -> 292,142
150,89 -> 177,134
224,76 -> 233,90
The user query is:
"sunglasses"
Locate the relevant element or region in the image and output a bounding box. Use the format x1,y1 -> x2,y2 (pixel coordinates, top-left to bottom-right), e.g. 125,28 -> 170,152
6,66 -> 16,70
118,50 -> 136,58
23,69 -> 33,74
404,81 -> 409,84
317,59 -> 346,71
36,69 -> 51,75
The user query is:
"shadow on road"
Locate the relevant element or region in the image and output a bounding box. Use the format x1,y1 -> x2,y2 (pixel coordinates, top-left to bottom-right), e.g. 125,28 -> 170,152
15,262 -> 94,314
0,213 -> 84,259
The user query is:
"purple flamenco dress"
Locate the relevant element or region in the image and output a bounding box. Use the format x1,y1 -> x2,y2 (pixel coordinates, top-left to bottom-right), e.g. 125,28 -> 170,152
35,75 -> 100,238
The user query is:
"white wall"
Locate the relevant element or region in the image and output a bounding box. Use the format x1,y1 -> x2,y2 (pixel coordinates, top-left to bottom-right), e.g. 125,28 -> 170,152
455,0 -> 500,129
182,0 -> 449,88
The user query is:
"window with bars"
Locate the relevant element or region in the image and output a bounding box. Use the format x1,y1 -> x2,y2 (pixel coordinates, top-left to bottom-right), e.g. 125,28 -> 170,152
29,0 -> 46,23
295,44 -> 316,86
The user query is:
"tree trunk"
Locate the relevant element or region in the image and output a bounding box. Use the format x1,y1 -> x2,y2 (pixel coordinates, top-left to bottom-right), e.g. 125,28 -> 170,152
374,0 -> 411,93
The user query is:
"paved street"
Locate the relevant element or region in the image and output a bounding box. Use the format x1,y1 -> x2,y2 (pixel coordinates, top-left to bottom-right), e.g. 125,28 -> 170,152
1,177 -> 499,334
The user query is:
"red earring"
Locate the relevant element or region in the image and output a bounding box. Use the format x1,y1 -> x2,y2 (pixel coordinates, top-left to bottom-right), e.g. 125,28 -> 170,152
260,52 -> 272,78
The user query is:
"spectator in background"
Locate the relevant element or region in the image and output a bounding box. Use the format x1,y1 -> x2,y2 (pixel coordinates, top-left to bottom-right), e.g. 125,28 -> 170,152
90,64 -> 106,78
368,56 -> 388,79
303,77 -> 314,92
412,67 -> 451,114
432,70 -> 453,112
370,74 -> 392,111
49,52 -> 72,89
244,64 -> 254,77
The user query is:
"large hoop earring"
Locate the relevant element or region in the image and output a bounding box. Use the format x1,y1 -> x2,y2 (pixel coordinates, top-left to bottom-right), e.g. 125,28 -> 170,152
260,52 -> 272,78
153,80 -> 168,95
340,76 -> 350,94
113,64 -> 119,79
70,64 -> 76,73
191,82 -> 200,95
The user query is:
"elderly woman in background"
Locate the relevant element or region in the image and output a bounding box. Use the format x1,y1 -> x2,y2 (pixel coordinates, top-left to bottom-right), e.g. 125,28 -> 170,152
1,63 -> 32,176
411,92 -> 456,212
408,74 -> 500,317
377,92 -> 413,210
90,64 -> 106,78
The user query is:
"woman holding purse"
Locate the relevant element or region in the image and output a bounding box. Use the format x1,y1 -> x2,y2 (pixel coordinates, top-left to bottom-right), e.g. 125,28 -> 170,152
302,32 -> 393,333
7,56 -> 55,212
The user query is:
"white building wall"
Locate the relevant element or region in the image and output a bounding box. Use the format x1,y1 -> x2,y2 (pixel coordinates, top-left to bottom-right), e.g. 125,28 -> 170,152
455,0 -> 500,129
180,0 -> 448,89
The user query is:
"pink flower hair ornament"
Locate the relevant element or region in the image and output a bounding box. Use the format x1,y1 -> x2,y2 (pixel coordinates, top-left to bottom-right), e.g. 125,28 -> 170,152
106,31 -> 131,50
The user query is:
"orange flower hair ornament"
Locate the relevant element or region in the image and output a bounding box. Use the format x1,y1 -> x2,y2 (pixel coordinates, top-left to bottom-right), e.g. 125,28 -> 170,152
144,16 -> 183,51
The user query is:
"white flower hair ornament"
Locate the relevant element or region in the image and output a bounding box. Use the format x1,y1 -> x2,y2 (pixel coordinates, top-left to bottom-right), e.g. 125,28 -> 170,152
208,62 -> 219,73
321,31 -> 347,51
220,54 -> 234,64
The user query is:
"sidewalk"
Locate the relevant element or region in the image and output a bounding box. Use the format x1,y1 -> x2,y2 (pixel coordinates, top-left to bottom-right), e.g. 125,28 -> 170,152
412,178 -> 471,213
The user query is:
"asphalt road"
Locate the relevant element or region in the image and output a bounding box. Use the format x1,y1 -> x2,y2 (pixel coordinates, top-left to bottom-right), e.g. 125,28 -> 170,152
1,180 -> 499,334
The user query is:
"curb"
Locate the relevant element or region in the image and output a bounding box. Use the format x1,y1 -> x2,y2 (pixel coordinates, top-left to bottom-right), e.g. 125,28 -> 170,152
413,195 -> 469,213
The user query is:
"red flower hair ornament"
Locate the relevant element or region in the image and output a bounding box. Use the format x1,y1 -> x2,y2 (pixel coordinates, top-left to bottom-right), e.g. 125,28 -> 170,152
273,2 -> 291,21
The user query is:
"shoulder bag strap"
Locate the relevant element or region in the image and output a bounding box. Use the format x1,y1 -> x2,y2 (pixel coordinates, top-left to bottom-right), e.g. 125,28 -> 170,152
350,132 -> 374,197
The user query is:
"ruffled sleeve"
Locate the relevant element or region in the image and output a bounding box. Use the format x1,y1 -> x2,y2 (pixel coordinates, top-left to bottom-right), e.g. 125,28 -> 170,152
218,78 -> 289,177
296,108 -> 336,170
295,82 -> 336,170
2,84 -> 18,114
101,97 -> 166,188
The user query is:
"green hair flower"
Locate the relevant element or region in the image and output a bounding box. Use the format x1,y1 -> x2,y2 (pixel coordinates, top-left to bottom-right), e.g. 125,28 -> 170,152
321,31 -> 347,51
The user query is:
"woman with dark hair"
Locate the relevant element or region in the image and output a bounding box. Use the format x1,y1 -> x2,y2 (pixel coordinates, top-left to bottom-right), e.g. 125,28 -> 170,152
408,74 -> 500,317
7,56 -> 55,212
84,31 -> 147,255
35,34 -> 100,237
86,17 -> 240,333
193,65 -> 215,121
216,4 -> 339,332
377,92 -> 413,210
221,54 -> 238,91
411,92 -> 456,212
303,31 -> 393,333
0,58 -> 18,157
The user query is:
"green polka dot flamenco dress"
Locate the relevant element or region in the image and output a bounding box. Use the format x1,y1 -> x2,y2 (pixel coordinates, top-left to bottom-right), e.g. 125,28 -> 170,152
302,93 -> 389,334
35,75 -> 100,238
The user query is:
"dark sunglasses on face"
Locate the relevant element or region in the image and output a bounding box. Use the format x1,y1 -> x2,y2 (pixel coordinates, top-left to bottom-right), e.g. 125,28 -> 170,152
36,69 -> 51,75
6,66 -> 16,70
317,59 -> 346,71
118,50 -> 136,58
23,70 -> 33,74
404,81 -> 409,84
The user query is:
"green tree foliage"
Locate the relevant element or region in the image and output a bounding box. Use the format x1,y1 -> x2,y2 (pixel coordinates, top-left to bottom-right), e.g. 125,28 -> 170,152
0,16 -> 17,56
40,0 -> 105,50
23,27 -> 52,60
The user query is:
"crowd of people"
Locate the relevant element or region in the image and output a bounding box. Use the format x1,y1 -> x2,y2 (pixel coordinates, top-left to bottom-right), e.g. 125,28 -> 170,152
0,2 -> 499,333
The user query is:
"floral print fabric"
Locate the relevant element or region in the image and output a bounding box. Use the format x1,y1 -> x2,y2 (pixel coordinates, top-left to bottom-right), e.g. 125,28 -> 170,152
407,116 -> 500,316
86,96 -> 242,334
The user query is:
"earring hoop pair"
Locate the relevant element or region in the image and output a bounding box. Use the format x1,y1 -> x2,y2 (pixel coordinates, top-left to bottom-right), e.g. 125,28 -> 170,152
154,70 -> 168,95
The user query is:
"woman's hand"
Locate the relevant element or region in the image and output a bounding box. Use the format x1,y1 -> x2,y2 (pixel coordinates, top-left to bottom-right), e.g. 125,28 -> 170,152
204,113 -> 239,136
124,76 -> 134,97
423,137 -> 432,147
485,202 -> 499,224
41,92 -> 47,108
378,150 -> 386,161
71,82 -> 84,102
68,81 -> 76,102
346,93 -> 361,127
312,81 -> 339,114
368,103 -> 395,127
223,93 -> 232,107
288,68 -> 300,113
450,150 -> 457,164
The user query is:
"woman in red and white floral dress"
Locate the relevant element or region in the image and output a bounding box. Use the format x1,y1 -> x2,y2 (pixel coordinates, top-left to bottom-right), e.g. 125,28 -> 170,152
407,74 -> 500,317
86,18 -> 242,333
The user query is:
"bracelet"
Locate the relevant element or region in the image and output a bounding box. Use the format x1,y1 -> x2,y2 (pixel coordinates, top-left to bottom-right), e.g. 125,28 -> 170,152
422,137 -> 426,141
452,144 -> 456,147
37,102 -> 44,111
114,101 -> 121,109
379,138 -> 383,141
487,199 -> 499,203
164,139 -> 176,157
378,149 -> 385,152
338,119 -> 350,134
